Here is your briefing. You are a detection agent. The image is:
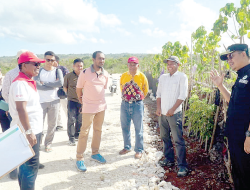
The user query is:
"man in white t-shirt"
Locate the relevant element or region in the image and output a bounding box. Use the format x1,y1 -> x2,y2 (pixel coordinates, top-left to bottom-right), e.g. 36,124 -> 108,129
9,51 -> 45,190
156,56 -> 188,177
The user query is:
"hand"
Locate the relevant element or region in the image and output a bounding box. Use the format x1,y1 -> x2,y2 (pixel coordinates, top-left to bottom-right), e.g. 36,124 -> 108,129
26,133 -> 37,147
79,96 -> 83,104
210,69 -> 224,88
166,108 -> 175,117
155,109 -> 161,116
244,137 -> 250,154
40,81 -> 44,85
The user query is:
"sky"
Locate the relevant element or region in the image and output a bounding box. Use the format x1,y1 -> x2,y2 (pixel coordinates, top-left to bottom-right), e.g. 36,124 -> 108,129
0,0 -> 248,57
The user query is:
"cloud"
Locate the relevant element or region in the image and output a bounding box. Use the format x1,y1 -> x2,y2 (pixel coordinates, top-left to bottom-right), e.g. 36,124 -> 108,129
100,39 -> 106,43
169,0 -> 217,45
116,28 -> 132,36
142,28 -> 166,37
131,21 -> 137,25
146,47 -> 162,54
0,0 -> 121,44
157,10 -> 162,15
139,16 -> 153,25
100,13 -> 121,27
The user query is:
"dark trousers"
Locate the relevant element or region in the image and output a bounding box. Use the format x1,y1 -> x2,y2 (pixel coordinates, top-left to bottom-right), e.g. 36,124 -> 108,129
67,100 -> 82,141
229,139 -> 250,190
0,109 -> 11,132
160,111 -> 187,167
18,133 -> 42,190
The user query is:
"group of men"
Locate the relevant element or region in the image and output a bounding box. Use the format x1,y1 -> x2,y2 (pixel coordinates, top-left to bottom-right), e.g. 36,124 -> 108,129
1,43 -> 250,190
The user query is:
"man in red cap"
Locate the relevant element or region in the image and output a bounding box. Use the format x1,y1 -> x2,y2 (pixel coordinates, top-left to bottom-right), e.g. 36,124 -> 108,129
119,56 -> 149,159
8,51 -> 45,190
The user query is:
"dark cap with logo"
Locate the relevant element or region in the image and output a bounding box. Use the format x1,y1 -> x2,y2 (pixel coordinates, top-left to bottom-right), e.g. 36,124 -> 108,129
163,56 -> 181,64
220,44 -> 249,61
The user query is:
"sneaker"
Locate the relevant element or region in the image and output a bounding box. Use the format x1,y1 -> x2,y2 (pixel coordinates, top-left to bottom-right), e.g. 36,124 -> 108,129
76,160 -> 87,172
177,167 -> 188,177
158,159 -> 175,167
91,154 -> 106,164
9,169 -> 18,180
56,126 -> 63,131
75,136 -> 79,141
39,163 -> 45,169
68,140 -> 76,146
134,152 -> 142,159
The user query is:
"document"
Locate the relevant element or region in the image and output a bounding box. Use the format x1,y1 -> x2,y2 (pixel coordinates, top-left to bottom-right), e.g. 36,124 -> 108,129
0,124 -> 34,179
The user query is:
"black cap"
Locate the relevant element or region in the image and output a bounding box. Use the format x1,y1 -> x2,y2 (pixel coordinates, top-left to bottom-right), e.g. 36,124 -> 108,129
220,44 -> 249,61
163,56 -> 181,64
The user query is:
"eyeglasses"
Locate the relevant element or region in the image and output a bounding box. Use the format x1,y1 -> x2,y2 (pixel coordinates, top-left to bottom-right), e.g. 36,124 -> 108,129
26,62 -> 41,67
46,59 -> 55,62
227,51 -> 236,61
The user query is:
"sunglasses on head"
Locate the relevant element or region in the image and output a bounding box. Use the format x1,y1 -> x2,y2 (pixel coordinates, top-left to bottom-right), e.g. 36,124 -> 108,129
46,59 -> 55,62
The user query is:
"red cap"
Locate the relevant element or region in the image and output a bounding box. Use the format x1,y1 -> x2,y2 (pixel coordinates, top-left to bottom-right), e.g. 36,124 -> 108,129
128,56 -> 139,64
18,51 -> 46,64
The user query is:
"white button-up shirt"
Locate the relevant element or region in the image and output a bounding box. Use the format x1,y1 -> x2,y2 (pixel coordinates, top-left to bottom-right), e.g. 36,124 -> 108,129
156,71 -> 188,115
2,66 -> 20,103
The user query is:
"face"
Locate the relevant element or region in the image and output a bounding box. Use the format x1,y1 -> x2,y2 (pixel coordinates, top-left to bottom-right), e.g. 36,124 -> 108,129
73,62 -> 84,73
128,62 -> 139,73
44,55 -> 56,67
93,53 -> 105,68
23,62 -> 41,77
227,51 -> 246,71
166,60 -> 179,75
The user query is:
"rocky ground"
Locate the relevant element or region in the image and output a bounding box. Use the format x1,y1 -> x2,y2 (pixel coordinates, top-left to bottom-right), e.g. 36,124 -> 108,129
0,75 -> 178,190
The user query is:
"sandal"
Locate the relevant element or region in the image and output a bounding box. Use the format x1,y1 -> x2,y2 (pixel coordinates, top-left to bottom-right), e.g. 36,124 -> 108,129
45,146 -> 52,153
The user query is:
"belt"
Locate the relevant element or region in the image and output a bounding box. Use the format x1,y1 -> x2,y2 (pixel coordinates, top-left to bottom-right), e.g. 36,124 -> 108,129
124,100 -> 142,104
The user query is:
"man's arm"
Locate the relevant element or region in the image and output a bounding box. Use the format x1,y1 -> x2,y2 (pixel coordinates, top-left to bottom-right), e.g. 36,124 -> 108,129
156,98 -> 161,116
166,99 -> 184,116
2,73 -> 12,102
63,74 -> 68,93
142,74 -> 149,97
76,88 -> 83,104
43,69 -> 64,88
210,69 -> 231,103
16,101 -> 37,147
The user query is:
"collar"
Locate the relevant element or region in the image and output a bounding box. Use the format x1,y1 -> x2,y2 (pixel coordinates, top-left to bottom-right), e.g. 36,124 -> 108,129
91,64 -> 104,75
12,72 -> 37,91
169,71 -> 179,77
237,64 -> 250,78
128,70 -> 140,76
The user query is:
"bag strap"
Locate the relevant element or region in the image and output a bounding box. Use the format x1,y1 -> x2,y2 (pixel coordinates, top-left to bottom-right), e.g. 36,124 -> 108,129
55,68 -> 58,79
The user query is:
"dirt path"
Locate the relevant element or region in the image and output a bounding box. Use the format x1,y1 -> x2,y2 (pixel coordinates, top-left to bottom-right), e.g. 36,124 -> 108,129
0,75 -> 178,190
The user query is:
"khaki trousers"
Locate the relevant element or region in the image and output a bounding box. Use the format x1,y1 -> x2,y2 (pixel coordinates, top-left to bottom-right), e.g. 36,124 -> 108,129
76,110 -> 105,161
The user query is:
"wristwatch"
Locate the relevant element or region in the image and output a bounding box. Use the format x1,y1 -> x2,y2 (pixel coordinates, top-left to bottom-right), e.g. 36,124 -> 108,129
246,130 -> 250,137
25,129 -> 33,135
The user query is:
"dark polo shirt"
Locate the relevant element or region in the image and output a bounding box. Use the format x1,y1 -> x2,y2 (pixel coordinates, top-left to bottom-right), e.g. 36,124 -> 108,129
64,71 -> 80,103
226,64 -> 250,142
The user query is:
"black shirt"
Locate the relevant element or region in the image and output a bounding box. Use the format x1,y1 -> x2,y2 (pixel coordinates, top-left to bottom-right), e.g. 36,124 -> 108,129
226,64 -> 250,142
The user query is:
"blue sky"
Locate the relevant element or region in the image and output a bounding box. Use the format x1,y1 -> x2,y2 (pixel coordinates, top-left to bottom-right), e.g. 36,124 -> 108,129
0,0 -> 247,57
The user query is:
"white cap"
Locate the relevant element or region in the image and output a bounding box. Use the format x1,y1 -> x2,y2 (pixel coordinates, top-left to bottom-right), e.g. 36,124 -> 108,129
17,49 -> 28,58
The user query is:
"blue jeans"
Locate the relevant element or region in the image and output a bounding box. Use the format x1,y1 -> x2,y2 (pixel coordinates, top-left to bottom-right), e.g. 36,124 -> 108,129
18,133 -> 42,190
67,100 -> 82,141
120,100 -> 144,153
160,112 -> 187,167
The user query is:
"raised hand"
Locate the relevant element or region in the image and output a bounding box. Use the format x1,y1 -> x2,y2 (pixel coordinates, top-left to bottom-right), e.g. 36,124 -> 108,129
210,69 -> 225,87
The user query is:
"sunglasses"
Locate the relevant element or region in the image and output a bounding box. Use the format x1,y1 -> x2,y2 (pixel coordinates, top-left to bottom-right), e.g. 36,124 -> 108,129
227,52 -> 236,61
26,62 -> 41,67
46,59 -> 55,62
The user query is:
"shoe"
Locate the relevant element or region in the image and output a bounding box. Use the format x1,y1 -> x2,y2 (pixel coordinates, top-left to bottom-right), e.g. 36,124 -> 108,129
158,159 -> 175,167
91,154 -> 106,164
56,126 -> 63,131
68,140 -> 76,146
76,160 -> 87,172
134,152 -> 142,159
177,167 -> 188,177
75,136 -> 79,141
119,149 -> 131,155
9,169 -> 18,180
39,163 -> 45,169
45,146 -> 52,153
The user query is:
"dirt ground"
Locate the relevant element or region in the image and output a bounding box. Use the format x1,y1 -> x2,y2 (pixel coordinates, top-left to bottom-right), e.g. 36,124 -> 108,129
0,75 -> 177,190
